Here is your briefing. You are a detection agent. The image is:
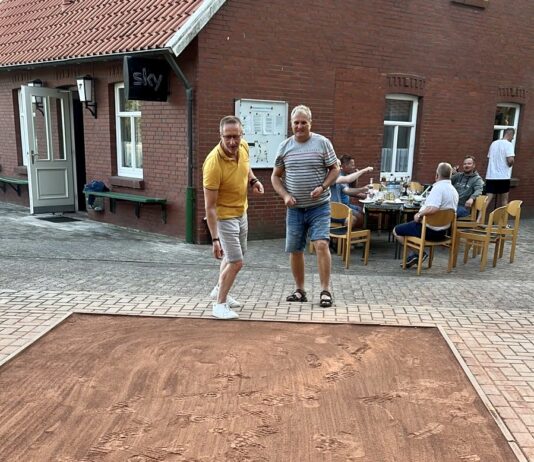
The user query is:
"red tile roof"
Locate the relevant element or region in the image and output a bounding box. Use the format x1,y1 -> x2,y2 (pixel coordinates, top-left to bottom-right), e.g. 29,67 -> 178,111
0,0 -> 216,67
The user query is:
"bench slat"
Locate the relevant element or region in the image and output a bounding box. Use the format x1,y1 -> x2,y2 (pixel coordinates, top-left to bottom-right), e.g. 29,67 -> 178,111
0,175 -> 29,185
0,175 -> 29,196
83,190 -> 167,223
84,191 -> 166,204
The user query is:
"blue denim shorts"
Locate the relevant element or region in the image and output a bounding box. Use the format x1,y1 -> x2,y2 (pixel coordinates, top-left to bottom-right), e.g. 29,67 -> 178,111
285,202 -> 331,253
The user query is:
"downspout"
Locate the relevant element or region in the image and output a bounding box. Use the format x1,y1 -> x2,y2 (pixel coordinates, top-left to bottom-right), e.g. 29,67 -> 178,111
164,53 -> 195,243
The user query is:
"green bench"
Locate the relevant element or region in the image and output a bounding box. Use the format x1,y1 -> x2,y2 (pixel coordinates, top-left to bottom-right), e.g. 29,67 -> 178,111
83,190 -> 167,223
0,175 -> 29,196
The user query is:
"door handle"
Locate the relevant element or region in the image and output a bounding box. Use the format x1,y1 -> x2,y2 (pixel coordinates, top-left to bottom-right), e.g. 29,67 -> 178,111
30,150 -> 38,164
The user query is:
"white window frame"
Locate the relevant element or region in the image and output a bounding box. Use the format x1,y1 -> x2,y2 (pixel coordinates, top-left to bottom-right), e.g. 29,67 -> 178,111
115,83 -> 143,178
17,89 -> 29,166
381,94 -> 418,180
494,103 -> 520,151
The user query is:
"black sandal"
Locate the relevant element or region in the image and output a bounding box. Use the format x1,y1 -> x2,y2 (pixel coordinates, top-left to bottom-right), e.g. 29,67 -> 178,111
319,290 -> 333,308
286,289 -> 307,302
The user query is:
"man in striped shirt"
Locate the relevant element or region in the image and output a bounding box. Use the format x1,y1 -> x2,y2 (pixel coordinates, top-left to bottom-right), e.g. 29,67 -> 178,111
271,105 -> 339,307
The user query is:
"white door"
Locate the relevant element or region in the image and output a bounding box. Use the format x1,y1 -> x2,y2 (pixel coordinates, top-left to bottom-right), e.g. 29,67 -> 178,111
21,86 -> 76,214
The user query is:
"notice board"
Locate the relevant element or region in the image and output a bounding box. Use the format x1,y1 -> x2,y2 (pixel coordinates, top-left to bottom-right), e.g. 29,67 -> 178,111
234,99 -> 288,168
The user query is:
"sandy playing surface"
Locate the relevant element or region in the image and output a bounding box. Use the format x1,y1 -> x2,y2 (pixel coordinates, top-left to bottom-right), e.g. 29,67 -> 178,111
0,314 -> 516,461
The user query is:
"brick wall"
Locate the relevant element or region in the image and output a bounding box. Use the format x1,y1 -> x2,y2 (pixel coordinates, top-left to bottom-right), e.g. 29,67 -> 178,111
0,50 -> 195,237
194,0 -> 534,241
1,0 -> 533,240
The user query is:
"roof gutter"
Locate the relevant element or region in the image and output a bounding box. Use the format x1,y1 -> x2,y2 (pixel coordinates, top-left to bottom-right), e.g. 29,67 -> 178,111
0,48 -> 171,71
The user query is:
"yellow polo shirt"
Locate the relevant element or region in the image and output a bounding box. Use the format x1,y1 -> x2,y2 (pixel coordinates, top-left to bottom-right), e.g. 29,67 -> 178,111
202,140 -> 250,219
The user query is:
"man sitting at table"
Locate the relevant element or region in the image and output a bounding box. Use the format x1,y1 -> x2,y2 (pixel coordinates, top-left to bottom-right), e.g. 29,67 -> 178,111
452,155 -> 484,218
393,162 -> 458,267
330,155 -> 373,229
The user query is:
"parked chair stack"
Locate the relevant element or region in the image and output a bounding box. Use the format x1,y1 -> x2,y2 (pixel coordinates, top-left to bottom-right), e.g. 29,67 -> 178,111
453,200 -> 522,271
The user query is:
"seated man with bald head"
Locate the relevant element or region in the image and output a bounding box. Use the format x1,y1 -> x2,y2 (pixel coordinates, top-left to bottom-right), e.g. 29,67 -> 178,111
393,162 -> 459,268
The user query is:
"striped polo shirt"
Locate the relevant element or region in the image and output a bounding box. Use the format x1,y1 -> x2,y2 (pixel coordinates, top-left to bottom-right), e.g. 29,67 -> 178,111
275,133 -> 337,208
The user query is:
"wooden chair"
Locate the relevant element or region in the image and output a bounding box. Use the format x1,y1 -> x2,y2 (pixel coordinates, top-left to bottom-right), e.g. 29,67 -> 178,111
329,203 -> 371,268
402,209 -> 457,276
453,206 -> 508,271
459,200 -> 522,264
408,181 -> 424,194
498,200 -> 522,263
456,195 -> 488,229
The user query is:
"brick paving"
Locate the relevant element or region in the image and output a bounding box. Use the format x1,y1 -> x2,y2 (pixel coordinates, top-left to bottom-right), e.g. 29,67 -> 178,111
0,202 -> 533,461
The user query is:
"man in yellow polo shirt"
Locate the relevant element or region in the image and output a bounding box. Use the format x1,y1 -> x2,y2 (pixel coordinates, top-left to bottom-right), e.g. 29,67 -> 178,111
203,115 -> 264,319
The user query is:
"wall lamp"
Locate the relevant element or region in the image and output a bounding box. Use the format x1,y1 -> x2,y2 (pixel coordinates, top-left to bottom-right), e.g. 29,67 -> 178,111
27,79 -> 44,115
76,75 -> 97,118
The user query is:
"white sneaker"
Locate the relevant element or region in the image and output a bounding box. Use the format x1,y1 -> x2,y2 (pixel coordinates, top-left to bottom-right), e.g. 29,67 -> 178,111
212,303 -> 239,320
210,285 -> 242,308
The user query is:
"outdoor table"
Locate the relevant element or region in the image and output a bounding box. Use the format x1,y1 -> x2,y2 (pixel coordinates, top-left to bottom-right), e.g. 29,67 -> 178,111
362,200 -> 421,258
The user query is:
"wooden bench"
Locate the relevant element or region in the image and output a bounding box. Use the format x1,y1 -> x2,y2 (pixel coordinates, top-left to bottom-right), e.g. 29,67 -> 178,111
83,190 -> 167,223
0,175 -> 29,196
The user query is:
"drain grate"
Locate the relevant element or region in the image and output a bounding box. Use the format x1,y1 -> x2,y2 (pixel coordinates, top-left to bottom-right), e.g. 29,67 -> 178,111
37,216 -> 80,223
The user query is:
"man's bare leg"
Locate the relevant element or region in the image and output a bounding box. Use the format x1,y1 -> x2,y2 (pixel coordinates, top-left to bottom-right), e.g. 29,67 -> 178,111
313,239 -> 331,291
290,251 -> 305,290
217,259 -> 243,304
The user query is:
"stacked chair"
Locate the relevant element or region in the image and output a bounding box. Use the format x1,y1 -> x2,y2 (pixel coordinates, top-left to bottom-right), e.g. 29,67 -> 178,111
453,200 -> 522,271
456,195 -> 488,229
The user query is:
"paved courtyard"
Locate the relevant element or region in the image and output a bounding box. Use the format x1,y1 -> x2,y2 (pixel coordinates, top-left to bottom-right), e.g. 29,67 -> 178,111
0,201 -> 533,461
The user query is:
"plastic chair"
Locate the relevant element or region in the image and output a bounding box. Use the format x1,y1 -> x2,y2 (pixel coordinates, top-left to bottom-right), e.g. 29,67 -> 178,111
453,206 -> 508,271
402,209 -> 457,276
329,203 -> 371,268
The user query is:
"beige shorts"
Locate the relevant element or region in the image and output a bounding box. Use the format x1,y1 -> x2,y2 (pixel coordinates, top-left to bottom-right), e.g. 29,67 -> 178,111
217,214 -> 248,262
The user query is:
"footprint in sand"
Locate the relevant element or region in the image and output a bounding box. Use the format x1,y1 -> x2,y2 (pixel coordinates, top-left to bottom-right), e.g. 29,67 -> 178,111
306,353 -> 322,368
407,422 -> 444,439
324,365 -> 357,383
359,392 -> 402,405
313,433 -> 365,458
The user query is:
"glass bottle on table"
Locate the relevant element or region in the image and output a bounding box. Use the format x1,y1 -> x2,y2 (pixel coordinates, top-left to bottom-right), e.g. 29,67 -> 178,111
367,178 -> 375,200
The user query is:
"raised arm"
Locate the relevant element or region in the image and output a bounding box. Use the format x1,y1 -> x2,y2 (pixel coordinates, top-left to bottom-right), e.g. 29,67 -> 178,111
336,166 -> 373,184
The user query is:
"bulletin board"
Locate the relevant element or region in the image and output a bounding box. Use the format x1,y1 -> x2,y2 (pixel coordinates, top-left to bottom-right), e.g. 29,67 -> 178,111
234,99 -> 288,168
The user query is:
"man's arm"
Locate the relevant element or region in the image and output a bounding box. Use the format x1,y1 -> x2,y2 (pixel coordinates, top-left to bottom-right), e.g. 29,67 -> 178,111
506,156 -> 515,167
271,166 -> 296,206
414,206 -> 439,223
203,188 -> 223,259
248,168 -> 264,194
471,176 -> 484,199
336,166 -> 373,184
311,163 -> 340,199
342,186 -> 370,197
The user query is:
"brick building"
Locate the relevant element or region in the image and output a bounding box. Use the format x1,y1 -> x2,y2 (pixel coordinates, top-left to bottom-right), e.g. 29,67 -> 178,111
0,0 -> 532,243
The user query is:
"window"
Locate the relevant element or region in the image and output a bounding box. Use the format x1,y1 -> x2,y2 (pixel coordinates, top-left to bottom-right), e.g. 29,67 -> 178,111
115,83 -> 143,178
381,94 -> 418,180
493,103 -> 520,150
17,89 -> 29,166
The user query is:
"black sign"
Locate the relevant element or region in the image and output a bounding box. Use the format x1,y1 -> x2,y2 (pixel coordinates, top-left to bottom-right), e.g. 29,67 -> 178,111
123,56 -> 169,102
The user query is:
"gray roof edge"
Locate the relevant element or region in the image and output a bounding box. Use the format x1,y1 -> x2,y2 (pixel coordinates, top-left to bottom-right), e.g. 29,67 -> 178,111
0,48 -> 172,71
165,0 -> 227,57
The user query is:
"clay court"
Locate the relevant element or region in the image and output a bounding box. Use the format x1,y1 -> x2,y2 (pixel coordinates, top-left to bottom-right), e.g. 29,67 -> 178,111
0,314 -> 517,461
